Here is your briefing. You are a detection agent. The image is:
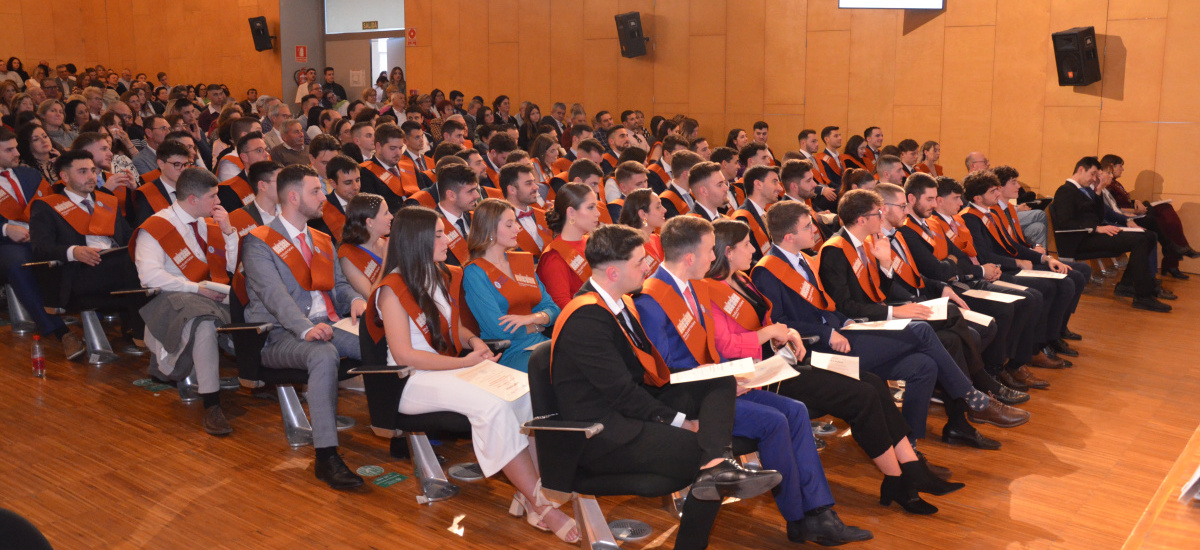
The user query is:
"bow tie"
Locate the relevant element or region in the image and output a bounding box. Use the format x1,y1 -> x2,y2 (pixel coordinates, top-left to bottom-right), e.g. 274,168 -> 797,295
516,210 -> 534,220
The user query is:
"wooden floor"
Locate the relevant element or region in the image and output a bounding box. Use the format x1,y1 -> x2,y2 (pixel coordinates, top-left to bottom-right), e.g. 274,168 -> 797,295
3,273 -> 1200,549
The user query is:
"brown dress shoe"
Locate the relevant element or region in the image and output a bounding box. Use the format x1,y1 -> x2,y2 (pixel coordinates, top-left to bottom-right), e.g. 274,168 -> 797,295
968,397 -> 1030,428
60,332 -> 85,361
203,405 -> 233,436
1013,366 -> 1050,390
997,370 -> 1029,392
1029,351 -> 1066,369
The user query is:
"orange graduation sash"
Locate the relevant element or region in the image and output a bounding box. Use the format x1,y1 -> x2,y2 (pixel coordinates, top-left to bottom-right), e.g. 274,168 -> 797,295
903,216 -> 948,260
733,207 -> 771,254
440,214 -> 469,264
248,225 -> 335,292
514,208 -> 552,259
914,163 -> 943,176
862,149 -> 877,173
601,153 -> 618,172
132,215 -> 229,284
640,277 -> 720,366
644,234 -> 664,275
961,206 -> 1016,255
136,180 -> 172,213
992,204 -> 1030,247
139,169 -> 161,185
883,232 -> 924,289
703,276 -> 770,332
552,292 -> 671,387
365,269 -> 465,356
337,243 -> 382,284
752,253 -> 835,311
544,238 -> 590,284
816,151 -> 843,177
220,175 -> 255,206
821,235 -> 886,302
660,188 -> 691,216
321,200 -> 347,242
931,213 -> 979,259
0,177 -> 50,223
228,207 -> 261,239
467,251 -> 541,315
364,158 -> 421,198
37,192 -> 118,237
408,188 -> 437,209
840,154 -> 865,172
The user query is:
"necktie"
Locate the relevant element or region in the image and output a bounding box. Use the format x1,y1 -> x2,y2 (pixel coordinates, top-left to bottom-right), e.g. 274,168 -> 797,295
415,154 -> 427,171
189,221 -> 207,249
890,236 -> 905,261
456,217 -> 469,238
81,198 -> 94,214
618,309 -> 646,350
295,232 -> 340,322
682,284 -> 699,318
516,209 -> 534,221
796,255 -> 816,284
2,171 -> 26,208
387,166 -> 401,179
856,244 -> 870,269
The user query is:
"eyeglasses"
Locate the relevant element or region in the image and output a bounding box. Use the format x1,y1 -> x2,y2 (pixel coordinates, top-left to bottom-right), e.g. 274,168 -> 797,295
883,202 -> 905,208
863,210 -> 883,218
247,147 -> 268,155
165,161 -> 195,170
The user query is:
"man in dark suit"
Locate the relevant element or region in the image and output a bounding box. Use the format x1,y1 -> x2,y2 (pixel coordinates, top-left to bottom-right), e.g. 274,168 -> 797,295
732,164 -> 782,264
357,124 -> 417,212
308,155 -> 360,243
551,224 -> 784,550
227,161 -> 282,238
751,200 -> 1016,450
684,162 -> 728,222
30,150 -> 145,348
129,141 -> 192,228
661,151 -> 703,220
1050,156 -> 1169,312
216,132 -> 272,214
0,129 -> 84,358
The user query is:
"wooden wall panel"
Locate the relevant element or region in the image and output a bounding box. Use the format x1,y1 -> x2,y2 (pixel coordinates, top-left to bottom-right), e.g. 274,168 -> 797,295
487,42 -> 520,106
1044,0 -> 1108,108
517,0 -> 552,108
405,47 -> 435,97
431,0 -> 463,87
939,26 -> 995,183
489,0 -> 520,44
1108,0 -> 1168,20
987,0 -> 1050,178
687,35 -> 726,116
1099,18 -> 1167,123
803,30 -> 851,137
1154,125 -> 1200,198
458,2 -> 492,101
806,0 -> 851,32
689,0 -> 728,37
1159,0 -> 1200,124
763,0 -> 807,108
651,0 -> 690,105
724,0 -> 766,117
892,11 -> 945,108
582,38 -> 619,113
893,106 -> 942,170
1098,122 -> 1159,197
549,0 -> 586,107
846,9 -> 898,142
583,0 -> 618,40
1038,106 -> 1100,195
944,0 -> 996,27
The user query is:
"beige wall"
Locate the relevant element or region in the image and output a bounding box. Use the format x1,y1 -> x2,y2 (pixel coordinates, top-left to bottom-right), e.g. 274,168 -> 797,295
0,0 -> 282,101
406,0 -> 1200,266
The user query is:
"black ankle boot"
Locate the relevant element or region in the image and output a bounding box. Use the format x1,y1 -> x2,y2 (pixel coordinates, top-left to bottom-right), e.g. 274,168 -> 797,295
900,460 -> 965,496
879,475 -> 938,515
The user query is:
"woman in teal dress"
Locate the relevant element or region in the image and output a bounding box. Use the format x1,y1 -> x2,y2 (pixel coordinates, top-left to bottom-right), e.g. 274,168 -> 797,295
464,198 -> 560,372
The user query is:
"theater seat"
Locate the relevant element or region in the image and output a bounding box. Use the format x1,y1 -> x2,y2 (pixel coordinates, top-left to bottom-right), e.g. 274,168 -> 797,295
218,297 -> 359,448
353,325 -> 473,504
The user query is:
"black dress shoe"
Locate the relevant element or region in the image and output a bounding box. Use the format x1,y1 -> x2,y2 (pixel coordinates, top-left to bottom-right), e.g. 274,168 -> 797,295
914,449 -> 952,480
788,509 -> 874,545
1114,284 -> 1135,298
941,424 -> 1001,450
690,458 -> 782,501
990,383 -> 1030,405
1061,329 -> 1082,341
1050,339 -> 1078,357
1132,297 -> 1172,312
315,453 -> 365,490
997,370 -> 1029,392
900,460 -> 964,496
1184,247 -> 1200,259
879,475 -> 937,515
815,438 -> 827,451
1157,286 -> 1178,300
1163,268 -> 1190,280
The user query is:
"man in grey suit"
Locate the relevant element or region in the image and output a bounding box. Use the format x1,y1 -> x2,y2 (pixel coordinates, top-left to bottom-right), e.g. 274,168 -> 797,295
133,115 -> 172,175
240,164 -> 367,489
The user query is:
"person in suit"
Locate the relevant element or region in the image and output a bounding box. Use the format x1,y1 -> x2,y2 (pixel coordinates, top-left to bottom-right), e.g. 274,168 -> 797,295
634,216 -> 873,543
227,161 -> 282,238
752,200 -> 1016,450
862,127 -> 884,173
684,162 -> 729,222
132,115 -> 171,175
552,123 -> 592,174
216,132 -> 271,214
429,163 -> 480,267
128,140 -> 192,228
1050,157 -> 1168,312
366,204 -> 579,543
661,150 -> 703,220
357,123 -> 423,212
814,126 -> 844,190
240,164 -> 367,489
731,165 -> 782,264
0,128 -> 83,358
132,168 -> 238,435
463,199 -> 559,372
498,163 -> 553,260
992,165 -> 1051,253
899,174 -> 1052,391
552,223 -> 784,550
30,150 -> 145,349
606,160 -> 650,223
1100,154 -> 1200,279
307,155 -> 359,243
705,219 -> 963,515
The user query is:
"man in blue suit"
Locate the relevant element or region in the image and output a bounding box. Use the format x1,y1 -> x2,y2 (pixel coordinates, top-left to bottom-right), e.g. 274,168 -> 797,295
0,128 -> 84,359
750,200 -> 1013,450
634,215 -> 871,546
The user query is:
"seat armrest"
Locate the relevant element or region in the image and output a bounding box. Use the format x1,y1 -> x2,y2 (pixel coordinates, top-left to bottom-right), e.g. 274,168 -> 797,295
481,338 -> 511,354
216,322 -> 275,334
522,418 -> 604,439
111,288 -> 161,296
800,335 -> 819,345
22,260 -> 62,268
346,364 -> 414,377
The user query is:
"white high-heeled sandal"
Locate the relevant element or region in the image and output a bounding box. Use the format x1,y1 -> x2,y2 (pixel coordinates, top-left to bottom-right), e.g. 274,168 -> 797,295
509,491 -> 580,543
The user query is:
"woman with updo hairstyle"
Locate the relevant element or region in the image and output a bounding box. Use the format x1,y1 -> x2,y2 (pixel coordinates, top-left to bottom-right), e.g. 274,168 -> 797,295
536,182 -> 602,307
840,135 -> 868,172
616,188 -> 667,274
337,193 -> 392,298
365,205 -> 579,543
838,167 -> 877,197
463,199 -> 560,372
526,133 -> 559,188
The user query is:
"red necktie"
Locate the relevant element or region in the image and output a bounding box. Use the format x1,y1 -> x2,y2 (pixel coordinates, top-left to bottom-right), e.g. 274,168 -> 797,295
2,171 -> 26,209
188,221 -> 206,249
516,209 -> 534,220
388,166 -> 401,178
683,284 -> 699,318
296,233 -> 340,322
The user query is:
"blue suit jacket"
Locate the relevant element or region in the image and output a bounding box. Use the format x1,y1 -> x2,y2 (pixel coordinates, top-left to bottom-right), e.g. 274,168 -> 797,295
749,246 -> 846,350
632,267 -> 707,371
0,166 -> 46,245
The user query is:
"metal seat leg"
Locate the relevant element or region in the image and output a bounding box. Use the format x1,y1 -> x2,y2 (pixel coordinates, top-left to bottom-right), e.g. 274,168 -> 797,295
6,285 -> 36,335
278,385 -> 314,448
80,310 -> 119,365
410,433 -> 460,503
178,369 -> 200,404
575,495 -> 621,550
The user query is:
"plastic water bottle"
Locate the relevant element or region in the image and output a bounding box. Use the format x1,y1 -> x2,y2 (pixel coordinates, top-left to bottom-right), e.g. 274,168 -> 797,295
32,335 -> 45,378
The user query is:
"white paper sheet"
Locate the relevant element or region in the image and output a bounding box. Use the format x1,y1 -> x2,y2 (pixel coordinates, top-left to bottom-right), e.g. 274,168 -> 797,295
917,297 -> 949,321
736,355 -> 800,389
332,317 -> 360,336
990,280 -> 1028,291
1016,269 -> 1067,279
810,352 -> 859,380
961,309 -> 994,326
1151,199 -> 1173,207
841,319 -> 912,331
1119,226 -> 1145,232
963,289 -> 1024,303
670,358 -> 756,385
454,360 -> 530,401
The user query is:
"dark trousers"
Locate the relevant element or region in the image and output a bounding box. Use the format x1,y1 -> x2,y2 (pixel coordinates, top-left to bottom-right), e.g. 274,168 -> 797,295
734,390 -> 834,521
776,369 -> 910,457
967,282 -> 1040,370
580,377 -> 736,550
1147,203 -> 1191,270
1008,271 -> 1073,343
0,243 -> 65,336
1075,231 -> 1155,296
68,254 -> 146,340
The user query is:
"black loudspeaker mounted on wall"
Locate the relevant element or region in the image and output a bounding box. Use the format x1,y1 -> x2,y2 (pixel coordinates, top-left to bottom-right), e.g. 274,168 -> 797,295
1052,26 -> 1101,86
248,16 -> 275,52
615,12 -> 647,58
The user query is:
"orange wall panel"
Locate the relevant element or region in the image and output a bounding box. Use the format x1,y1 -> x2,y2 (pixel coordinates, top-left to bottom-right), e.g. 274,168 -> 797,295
803,30 -> 851,136
1099,18 -> 1167,123
939,26 -> 995,180
724,0 -> 766,116
763,0 -> 807,108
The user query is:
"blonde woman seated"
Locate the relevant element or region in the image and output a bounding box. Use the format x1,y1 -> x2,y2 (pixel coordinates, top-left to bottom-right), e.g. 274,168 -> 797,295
367,206 -> 579,543
336,193 -> 391,297
464,199 -> 560,372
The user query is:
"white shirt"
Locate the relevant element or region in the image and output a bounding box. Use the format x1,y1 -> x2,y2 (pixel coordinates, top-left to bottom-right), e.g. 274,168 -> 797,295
693,201 -> 720,221
588,277 -> 686,427
440,205 -> 467,237
216,156 -> 242,183
844,229 -> 897,320
825,148 -> 842,170
668,182 -> 695,210
64,189 -> 115,261
515,207 -> 544,249
134,203 -> 238,294
747,197 -> 767,218
278,216 -> 328,323
0,168 -> 29,238
254,200 -> 280,227
381,282 -> 451,365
